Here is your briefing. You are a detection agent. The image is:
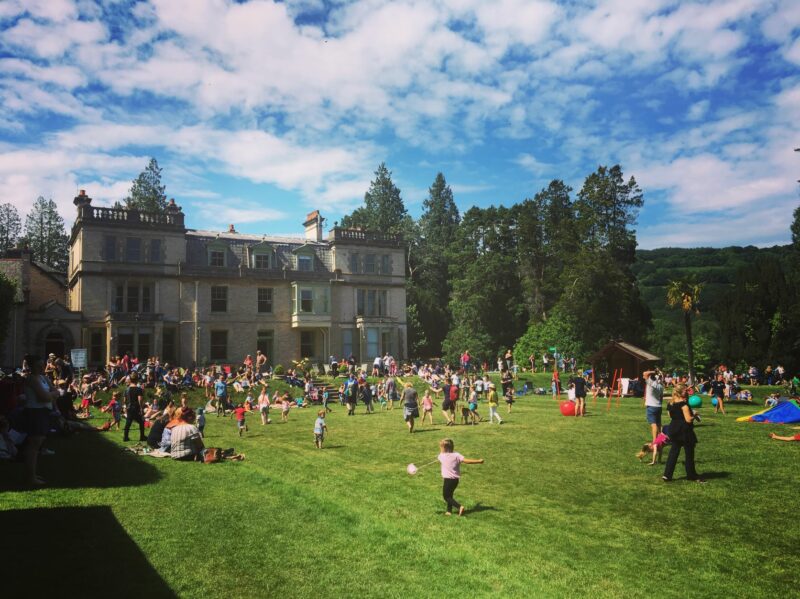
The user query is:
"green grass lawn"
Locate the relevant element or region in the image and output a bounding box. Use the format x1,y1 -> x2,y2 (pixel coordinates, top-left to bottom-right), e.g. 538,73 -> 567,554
2,374 -> 797,598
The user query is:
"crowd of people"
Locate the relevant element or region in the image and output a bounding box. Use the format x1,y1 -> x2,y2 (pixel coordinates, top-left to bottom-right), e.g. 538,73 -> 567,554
2,345 -> 798,489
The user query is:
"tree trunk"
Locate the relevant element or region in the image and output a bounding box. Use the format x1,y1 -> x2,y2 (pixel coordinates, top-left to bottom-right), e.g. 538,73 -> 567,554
684,311 -> 695,385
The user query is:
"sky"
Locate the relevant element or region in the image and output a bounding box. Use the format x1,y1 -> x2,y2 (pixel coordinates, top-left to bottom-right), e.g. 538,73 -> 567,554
1,0 -> 799,249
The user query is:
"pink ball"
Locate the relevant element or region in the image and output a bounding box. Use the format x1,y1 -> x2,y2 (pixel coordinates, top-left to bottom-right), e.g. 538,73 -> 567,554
406,463 -> 418,475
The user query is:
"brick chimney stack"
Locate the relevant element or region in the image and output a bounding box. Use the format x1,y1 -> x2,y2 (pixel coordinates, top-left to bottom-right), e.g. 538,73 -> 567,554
73,189 -> 92,208
303,210 -> 324,242
228,224 -> 236,234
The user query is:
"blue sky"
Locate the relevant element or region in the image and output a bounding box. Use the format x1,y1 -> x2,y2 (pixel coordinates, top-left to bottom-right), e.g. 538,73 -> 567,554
1,0 -> 799,248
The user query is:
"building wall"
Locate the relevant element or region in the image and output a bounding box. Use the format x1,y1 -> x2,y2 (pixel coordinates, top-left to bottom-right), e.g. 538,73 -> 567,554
69,204 -> 408,368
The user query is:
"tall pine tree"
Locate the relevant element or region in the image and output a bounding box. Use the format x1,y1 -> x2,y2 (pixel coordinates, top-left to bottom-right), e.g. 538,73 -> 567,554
339,163 -> 411,235
410,173 -> 460,356
23,197 -> 69,271
125,158 -> 168,212
0,203 -> 21,254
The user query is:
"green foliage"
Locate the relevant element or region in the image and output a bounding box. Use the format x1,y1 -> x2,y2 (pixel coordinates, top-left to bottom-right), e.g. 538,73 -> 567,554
273,364 -> 285,376
339,163 -> 411,236
0,273 -> 16,346
23,196 -> 69,271
792,204 -> 800,249
409,172 -> 460,356
0,203 -> 21,253
125,158 -> 168,212
442,206 -> 527,364
513,307 -> 583,367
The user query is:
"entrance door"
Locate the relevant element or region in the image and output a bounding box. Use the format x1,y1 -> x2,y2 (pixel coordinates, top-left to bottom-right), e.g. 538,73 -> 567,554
44,331 -> 66,358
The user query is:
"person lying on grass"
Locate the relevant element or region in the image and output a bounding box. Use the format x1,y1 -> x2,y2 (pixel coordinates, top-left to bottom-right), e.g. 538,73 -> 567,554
769,433 -> 800,442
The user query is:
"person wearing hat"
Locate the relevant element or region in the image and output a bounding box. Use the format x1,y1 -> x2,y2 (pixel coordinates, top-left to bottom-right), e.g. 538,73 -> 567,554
486,383 -> 503,424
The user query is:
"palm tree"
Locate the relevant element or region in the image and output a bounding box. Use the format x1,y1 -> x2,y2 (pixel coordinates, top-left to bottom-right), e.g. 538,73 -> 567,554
666,278 -> 703,385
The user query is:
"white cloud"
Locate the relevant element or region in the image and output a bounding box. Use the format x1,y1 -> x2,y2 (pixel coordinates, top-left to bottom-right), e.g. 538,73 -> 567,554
687,100 -> 710,121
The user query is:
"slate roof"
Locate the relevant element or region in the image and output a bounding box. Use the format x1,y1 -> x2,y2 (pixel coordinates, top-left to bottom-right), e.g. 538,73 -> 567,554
185,230 -> 333,271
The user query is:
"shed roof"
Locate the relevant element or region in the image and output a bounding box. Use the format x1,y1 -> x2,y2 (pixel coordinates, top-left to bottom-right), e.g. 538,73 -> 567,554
589,340 -> 661,363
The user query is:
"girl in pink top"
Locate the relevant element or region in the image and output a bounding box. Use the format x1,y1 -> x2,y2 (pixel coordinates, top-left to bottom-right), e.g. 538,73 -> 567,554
421,390 -> 436,425
437,438 -> 484,516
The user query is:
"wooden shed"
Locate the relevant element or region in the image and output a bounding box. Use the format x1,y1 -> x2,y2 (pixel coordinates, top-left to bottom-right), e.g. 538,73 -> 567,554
589,341 -> 661,380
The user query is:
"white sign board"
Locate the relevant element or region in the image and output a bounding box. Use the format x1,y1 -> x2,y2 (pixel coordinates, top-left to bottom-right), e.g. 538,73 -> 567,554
71,348 -> 88,369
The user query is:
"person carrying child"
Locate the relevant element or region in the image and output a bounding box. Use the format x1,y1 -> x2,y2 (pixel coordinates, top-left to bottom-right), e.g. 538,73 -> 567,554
314,410 -> 328,449
437,438 -> 484,516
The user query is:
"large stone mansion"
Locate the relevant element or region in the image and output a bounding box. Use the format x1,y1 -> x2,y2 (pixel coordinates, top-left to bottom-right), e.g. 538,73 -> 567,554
4,191 -> 408,369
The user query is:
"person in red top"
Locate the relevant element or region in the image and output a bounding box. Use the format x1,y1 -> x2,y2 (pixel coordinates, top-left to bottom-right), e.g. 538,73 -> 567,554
551,369 -> 560,398
233,403 -> 247,436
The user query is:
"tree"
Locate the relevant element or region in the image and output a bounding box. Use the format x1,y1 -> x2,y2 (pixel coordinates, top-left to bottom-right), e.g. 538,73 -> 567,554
339,163 -> 411,236
0,273 -> 15,347
513,306 -> 583,368
666,278 -> 703,384
0,203 -> 21,254
792,205 -> 800,249
553,166 -> 651,352
442,206 -> 526,364
411,173 -> 461,356
23,197 -> 69,272
125,157 -> 168,212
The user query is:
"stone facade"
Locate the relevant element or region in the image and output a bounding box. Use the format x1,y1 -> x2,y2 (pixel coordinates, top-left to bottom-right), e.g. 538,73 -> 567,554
68,191 -> 407,369
0,248 -> 81,366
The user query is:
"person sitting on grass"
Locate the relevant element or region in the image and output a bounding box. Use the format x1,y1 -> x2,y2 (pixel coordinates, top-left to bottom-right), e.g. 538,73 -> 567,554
170,408 -> 204,461
769,432 -> 800,442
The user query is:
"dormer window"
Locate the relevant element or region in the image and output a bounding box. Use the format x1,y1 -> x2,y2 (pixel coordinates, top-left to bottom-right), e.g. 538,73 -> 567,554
292,244 -> 316,272
250,241 -> 275,270
206,238 -> 228,268
254,253 -> 271,269
210,250 -> 225,267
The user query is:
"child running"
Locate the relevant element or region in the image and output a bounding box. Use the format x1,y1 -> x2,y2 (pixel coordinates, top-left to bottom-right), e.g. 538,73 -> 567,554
314,410 -> 328,449
102,392 -> 122,430
258,386 -> 271,425
437,438 -> 484,516
233,403 -> 247,436
421,390 -> 436,425
281,393 -> 292,423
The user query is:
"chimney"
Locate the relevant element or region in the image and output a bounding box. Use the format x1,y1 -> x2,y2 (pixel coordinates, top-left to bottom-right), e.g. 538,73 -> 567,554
303,210 -> 324,242
228,224 -> 236,234
73,189 -> 92,208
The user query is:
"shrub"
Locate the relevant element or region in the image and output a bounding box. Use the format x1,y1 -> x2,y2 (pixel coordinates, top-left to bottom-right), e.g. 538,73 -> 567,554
273,364 -> 285,376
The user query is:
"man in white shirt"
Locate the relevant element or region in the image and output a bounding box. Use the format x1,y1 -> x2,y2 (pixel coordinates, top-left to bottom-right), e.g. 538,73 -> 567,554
643,369 -> 664,443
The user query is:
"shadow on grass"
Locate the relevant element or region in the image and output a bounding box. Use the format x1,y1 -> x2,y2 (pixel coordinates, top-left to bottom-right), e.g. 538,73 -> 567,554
412,428 -> 443,434
0,430 -> 162,491
0,506 -> 177,597
699,471 -> 732,480
469,502 -> 499,514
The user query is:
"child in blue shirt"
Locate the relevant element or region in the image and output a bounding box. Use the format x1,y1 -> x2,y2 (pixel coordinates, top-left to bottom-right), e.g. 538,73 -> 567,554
314,410 -> 328,449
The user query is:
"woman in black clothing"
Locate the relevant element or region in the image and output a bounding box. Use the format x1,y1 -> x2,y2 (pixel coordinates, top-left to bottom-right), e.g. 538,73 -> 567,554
123,372 -> 146,442
662,384 -> 705,483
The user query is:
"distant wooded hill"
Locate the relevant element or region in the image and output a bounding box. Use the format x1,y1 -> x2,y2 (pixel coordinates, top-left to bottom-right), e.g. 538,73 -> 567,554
633,245 -> 796,372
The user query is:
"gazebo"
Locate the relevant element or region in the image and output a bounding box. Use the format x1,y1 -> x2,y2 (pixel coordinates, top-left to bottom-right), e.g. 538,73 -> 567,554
589,340 -> 661,380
